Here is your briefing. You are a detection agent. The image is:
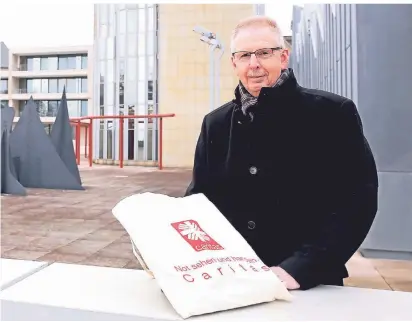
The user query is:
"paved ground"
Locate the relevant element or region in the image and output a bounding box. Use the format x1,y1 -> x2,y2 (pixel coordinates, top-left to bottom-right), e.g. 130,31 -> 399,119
1,164 -> 412,292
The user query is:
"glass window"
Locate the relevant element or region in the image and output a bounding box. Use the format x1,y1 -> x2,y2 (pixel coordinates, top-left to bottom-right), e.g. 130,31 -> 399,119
81,56 -> 88,69
107,37 -> 115,59
100,61 -> 105,83
127,58 -> 137,81
148,80 -> 153,101
37,101 -> 48,116
119,34 -> 126,57
138,8 -> 146,33
98,39 -> 106,60
81,78 -> 88,92
27,79 -> 33,93
66,78 -> 76,92
76,56 -> 82,69
100,4 -> 108,24
147,31 -> 154,55
67,56 -> 76,69
81,100 -> 88,116
0,79 -> 7,94
107,82 -> 114,107
33,58 -> 41,71
100,83 -> 104,106
49,79 -> 58,93
41,79 -> 48,93
138,81 -> 146,104
58,57 -> 68,70
138,57 -> 146,81
33,79 -> 41,93
67,100 -> 79,117
40,58 -> 48,70
48,101 -> 58,117
49,57 -> 58,70
119,10 -> 126,34
27,58 -> 34,71
148,55 -> 154,79
138,34 -> 146,56
58,79 -> 66,93
128,34 -> 138,56
127,10 -> 137,33
126,4 -> 138,9
107,60 -> 114,83
148,6 -> 154,31
126,80 -> 137,107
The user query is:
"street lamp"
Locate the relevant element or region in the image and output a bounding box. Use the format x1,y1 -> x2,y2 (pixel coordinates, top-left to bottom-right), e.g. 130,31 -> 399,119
193,25 -> 225,112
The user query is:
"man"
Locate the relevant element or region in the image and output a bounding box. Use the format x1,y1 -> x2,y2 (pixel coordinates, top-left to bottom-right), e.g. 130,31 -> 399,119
185,16 -> 378,291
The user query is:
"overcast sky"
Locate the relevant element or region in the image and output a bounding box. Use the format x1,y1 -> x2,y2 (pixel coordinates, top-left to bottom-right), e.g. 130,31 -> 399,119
0,3 -> 294,48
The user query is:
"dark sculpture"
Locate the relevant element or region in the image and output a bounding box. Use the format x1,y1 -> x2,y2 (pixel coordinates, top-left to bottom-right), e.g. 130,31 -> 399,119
1,105 -> 26,195
50,89 -> 82,185
4,95 -> 84,194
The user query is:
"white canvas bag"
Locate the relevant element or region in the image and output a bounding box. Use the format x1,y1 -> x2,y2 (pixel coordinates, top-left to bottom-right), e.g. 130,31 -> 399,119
112,192 -> 292,319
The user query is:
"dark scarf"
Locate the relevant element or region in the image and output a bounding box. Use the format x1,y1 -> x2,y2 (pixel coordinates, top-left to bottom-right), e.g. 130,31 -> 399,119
237,68 -> 291,119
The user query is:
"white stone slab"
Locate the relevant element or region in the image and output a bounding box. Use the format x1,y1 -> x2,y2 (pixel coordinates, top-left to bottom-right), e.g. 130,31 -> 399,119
1,262 -> 412,321
0,258 -> 49,291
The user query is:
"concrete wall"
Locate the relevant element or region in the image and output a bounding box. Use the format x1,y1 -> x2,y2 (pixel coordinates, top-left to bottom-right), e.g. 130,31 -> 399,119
157,4 -> 255,168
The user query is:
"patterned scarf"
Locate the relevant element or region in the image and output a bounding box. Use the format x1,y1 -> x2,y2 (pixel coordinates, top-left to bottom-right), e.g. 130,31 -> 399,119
238,68 -> 290,119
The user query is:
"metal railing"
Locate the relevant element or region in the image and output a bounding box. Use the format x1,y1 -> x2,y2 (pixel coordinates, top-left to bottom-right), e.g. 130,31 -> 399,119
70,113 -> 175,170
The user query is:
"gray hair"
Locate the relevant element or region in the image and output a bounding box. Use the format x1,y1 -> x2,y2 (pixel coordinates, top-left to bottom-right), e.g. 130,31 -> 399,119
230,15 -> 285,53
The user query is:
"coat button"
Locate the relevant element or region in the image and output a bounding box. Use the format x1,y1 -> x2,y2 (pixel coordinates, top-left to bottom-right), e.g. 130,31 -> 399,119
248,221 -> 256,230
249,166 -> 258,175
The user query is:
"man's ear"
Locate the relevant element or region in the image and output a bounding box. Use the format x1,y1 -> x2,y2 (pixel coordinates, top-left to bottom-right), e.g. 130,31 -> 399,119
280,48 -> 290,69
231,56 -> 237,70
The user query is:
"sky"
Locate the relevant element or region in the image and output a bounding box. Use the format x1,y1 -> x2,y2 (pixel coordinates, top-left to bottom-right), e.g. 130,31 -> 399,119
0,3 -> 293,48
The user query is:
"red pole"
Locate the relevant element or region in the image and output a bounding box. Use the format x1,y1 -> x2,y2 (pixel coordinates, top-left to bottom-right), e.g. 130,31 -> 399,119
119,117 -> 124,168
88,119 -> 93,167
84,124 -> 88,157
159,117 -> 163,170
76,120 -> 81,165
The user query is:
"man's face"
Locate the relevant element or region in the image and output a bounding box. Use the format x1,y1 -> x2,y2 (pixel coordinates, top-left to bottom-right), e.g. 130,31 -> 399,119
231,26 -> 289,97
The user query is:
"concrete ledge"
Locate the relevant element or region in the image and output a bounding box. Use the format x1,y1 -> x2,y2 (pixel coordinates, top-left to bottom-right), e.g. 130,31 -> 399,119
1,262 -> 412,321
0,258 -> 50,291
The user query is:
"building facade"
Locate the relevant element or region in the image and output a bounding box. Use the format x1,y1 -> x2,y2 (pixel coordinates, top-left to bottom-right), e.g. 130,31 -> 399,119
0,44 -> 93,124
290,4 -> 412,260
93,4 -> 262,166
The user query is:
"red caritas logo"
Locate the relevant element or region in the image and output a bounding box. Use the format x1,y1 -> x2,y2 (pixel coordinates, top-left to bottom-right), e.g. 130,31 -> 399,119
171,220 -> 224,252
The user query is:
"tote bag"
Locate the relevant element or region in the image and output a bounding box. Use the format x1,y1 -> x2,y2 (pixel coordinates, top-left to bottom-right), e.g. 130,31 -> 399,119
112,192 -> 292,319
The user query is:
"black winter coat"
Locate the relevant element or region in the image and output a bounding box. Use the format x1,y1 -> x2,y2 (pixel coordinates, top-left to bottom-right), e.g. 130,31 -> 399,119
185,69 -> 378,290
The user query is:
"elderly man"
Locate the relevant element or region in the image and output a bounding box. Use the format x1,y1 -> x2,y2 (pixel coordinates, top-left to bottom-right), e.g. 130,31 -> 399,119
185,16 -> 378,290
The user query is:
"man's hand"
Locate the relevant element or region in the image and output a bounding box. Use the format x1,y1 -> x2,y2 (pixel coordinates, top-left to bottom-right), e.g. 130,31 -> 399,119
271,266 -> 300,290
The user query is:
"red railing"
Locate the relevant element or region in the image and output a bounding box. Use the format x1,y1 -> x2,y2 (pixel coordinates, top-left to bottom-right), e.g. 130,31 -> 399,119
70,114 -> 175,170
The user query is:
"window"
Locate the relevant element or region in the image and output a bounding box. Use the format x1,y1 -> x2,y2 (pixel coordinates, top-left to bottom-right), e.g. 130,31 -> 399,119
41,79 -> 48,93
81,100 -> 88,116
138,8 -> 146,33
147,31 -> 154,55
148,6 -> 154,31
0,79 -> 7,94
148,80 -> 153,101
119,10 -> 126,34
81,56 -> 88,69
49,79 -> 58,93
58,57 -> 68,70
33,79 -> 41,93
58,79 -> 66,93
119,34 -> 126,57
48,101 -> 58,117
49,57 -> 58,70
66,78 -> 76,93
27,58 -> 34,71
33,58 -> 41,71
127,58 -> 137,81
26,79 -> 33,93
127,10 -> 138,33
81,78 -> 88,92
138,34 -> 146,56
138,57 -> 146,80
40,58 -> 48,70
67,56 -> 76,69
67,100 -> 79,117
128,35 -> 138,56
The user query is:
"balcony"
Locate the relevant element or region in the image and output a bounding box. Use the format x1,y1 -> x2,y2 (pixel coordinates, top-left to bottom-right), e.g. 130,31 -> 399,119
12,89 -> 89,101
12,65 -> 88,78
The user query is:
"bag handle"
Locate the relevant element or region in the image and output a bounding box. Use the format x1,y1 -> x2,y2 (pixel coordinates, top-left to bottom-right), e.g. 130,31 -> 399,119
130,237 -> 155,279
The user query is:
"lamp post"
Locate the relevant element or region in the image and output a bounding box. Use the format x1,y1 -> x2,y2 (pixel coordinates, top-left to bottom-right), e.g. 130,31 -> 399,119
193,26 -> 225,112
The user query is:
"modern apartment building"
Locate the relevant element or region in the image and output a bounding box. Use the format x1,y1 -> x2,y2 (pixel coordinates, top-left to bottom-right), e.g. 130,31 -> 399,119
290,4 -> 412,260
93,4 -> 263,167
0,43 -> 93,125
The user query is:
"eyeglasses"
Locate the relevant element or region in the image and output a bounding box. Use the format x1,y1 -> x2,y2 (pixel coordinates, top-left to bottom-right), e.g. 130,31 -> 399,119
232,47 -> 283,62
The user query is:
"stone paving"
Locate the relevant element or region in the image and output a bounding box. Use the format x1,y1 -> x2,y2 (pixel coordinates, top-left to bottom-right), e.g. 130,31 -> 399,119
1,163 -> 411,292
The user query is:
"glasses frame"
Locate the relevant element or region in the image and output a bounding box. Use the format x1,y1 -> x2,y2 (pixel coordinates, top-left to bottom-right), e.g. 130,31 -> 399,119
231,47 -> 284,61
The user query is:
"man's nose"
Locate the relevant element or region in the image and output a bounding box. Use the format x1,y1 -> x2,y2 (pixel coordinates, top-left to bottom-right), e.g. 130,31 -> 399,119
249,54 -> 260,68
